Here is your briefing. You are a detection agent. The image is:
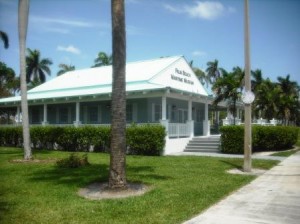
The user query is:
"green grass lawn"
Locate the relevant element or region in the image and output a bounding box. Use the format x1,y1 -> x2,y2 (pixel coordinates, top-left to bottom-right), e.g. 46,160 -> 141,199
271,149 -> 299,157
0,147 -> 279,224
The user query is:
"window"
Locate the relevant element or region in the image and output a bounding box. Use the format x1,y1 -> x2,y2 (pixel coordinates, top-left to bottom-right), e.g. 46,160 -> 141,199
59,107 -> 69,123
154,104 -> 161,122
32,108 -> 40,124
89,106 -> 98,123
126,105 -> 133,123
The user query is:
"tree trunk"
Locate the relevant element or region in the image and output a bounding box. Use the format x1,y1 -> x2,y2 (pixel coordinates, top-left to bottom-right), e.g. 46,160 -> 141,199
18,0 -> 32,160
109,0 -> 127,189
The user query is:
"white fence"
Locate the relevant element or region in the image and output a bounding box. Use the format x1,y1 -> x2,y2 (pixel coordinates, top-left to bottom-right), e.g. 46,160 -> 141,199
222,117 -> 278,126
168,122 -> 190,138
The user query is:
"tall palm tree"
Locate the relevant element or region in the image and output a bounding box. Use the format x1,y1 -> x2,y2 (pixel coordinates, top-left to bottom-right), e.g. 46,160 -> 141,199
212,67 -> 244,124
109,0 -> 127,189
92,51 -> 112,67
0,62 -> 19,97
189,60 -> 209,87
18,0 -> 32,160
0,31 -> 9,49
251,69 -> 264,118
206,59 -> 221,85
57,63 -> 75,76
276,75 -> 299,125
254,78 -> 279,120
26,48 -> 52,83
27,79 -> 42,90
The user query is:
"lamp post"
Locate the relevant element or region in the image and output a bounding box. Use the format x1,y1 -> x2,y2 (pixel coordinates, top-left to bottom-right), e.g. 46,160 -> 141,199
243,0 -> 253,172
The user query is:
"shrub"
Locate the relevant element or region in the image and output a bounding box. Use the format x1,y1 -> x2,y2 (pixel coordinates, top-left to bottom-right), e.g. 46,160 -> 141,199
0,124 -> 166,156
126,124 -> 166,156
30,126 -> 63,150
0,126 -> 23,147
220,125 -> 244,154
220,125 -> 299,154
253,126 -> 299,151
56,153 -> 89,168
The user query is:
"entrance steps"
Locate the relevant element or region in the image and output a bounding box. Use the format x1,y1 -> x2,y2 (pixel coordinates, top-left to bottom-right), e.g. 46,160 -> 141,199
184,135 -> 221,153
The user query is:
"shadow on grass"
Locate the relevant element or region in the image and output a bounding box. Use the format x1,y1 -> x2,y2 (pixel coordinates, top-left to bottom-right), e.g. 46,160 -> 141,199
127,165 -> 172,182
219,159 -> 243,170
0,190 -> 11,222
29,163 -> 171,188
29,164 -> 109,187
0,149 -> 23,155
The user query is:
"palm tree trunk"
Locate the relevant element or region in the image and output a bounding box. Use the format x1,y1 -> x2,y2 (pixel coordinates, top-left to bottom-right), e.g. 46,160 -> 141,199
18,0 -> 32,160
109,0 -> 127,189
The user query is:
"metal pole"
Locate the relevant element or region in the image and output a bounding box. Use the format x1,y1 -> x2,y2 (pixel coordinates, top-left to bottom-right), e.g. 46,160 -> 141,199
244,0 -> 252,172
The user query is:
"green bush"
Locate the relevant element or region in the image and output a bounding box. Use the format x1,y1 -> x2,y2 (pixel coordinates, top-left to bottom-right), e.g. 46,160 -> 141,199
253,126 -> 298,151
0,124 -> 166,156
220,125 -> 244,154
56,153 -> 89,168
126,124 -> 166,156
30,126 -> 63,149
0,126 -> 23,147
220,125 -> 299,154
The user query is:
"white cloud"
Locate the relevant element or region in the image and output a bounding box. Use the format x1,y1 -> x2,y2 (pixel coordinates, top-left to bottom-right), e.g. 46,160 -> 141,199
57,45 -> 81,55
44,27 -> 70,34
192,50 -> 207,57
164,1 -> 235,20
31,15 -> 97,28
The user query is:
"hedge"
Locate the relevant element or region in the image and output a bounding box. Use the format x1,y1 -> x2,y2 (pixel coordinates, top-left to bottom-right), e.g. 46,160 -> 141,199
0,124 -> 166,156
220,125 -> 299,154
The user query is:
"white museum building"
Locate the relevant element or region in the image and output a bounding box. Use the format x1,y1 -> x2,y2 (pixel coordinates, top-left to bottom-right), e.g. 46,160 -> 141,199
0,55 -> 242,154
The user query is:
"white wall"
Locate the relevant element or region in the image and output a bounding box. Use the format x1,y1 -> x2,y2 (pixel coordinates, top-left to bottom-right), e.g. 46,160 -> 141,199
163,137 -> 191,155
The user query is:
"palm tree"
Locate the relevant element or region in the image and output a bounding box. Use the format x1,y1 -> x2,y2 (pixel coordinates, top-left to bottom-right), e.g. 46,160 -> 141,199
57,63 -> 75,76
206,59 -> 222,84
251,69 -> 264,118
189,60 -> 209,87
109,0 -> 127,189
92,51 -> 112,67
27,79 -> 42,90
254,78 -> 280,120
0,31 -> 9,49
26,48 -> 52,83
212,67 -> 244,124
0,62 -> 19,97
18,0 -> 32,160
276,75 -> 299,125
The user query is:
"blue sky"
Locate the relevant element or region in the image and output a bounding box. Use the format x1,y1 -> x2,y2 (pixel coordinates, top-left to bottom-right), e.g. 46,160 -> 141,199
0,0 -> 299,85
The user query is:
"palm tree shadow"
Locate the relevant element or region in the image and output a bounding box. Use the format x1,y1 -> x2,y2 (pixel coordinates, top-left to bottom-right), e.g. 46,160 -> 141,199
219,160 -> 243,170
126,165 -> 172,182
29,164 -> 109,187
0,191 -> 10,222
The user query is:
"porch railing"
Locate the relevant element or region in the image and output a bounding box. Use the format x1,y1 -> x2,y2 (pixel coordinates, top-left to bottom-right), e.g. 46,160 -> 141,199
168,122 -> 190,138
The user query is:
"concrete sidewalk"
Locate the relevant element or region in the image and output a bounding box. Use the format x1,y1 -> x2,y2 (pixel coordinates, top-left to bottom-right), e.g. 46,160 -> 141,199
184,151 -> 300,224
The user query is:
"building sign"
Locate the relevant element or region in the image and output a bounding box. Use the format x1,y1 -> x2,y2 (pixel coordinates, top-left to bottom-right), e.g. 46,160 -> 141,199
171,68 -> 194,85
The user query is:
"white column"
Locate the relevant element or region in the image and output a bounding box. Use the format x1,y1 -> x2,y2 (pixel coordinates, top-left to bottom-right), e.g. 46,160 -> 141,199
203,100 -> 210,136
42,104 -> 48,125
188,99 -> 194,137
188,99 -> 192,121
160,95 -> 169,137
17,106 -> 21,124
162,95 -> 167,120
74,102 -> 81,127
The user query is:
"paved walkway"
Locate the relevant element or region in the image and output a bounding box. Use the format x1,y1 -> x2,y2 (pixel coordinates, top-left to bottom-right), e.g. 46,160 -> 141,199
171,151 -> 285,161
183,151 -> 300,224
